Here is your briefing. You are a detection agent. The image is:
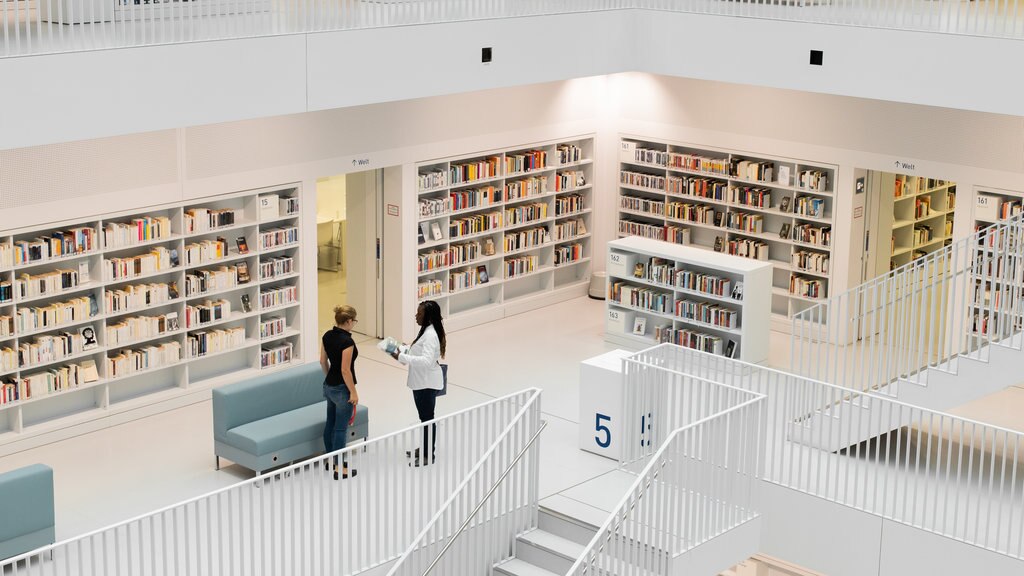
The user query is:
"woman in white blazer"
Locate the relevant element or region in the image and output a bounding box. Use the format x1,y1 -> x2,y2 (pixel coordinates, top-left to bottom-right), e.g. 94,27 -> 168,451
390,300 -> 446,466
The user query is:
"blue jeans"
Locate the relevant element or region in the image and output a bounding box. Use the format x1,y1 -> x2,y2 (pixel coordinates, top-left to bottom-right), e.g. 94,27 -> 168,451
323,384 -> 354,467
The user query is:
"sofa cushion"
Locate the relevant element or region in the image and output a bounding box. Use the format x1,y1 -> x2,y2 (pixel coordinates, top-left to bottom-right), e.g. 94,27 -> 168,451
0,464 -> 54,545
225,401 -> 327,456
212,363 -> 325,441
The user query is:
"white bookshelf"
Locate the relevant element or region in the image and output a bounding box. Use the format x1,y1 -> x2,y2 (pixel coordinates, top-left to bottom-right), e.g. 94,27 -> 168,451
415,136 -> 594,329
616,137 -> 835,325
886,175 -> 957,270
970,187 -> 1024,339
605,236 -> 771,363
0,185 -> 302,445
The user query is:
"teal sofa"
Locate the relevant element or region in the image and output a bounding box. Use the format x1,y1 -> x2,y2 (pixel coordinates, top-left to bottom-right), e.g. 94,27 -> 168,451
212,363 -> 369,474
0,464 -> 55,561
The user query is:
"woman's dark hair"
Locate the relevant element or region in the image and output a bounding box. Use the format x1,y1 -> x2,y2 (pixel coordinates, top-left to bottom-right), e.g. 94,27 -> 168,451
413,300 -> 447,358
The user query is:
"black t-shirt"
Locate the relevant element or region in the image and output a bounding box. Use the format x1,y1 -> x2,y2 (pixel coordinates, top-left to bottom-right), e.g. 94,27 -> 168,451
322,327 -> 358,387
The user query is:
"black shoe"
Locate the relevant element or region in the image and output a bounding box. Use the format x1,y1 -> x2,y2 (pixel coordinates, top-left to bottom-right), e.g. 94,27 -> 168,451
408,456 -> 436,468
334,467 -> 357,480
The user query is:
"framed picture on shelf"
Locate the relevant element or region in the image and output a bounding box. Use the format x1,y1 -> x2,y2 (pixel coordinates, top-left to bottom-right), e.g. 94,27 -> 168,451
633,316 -> 647,336
779,223 -> 791,240
80,326 -> 98,350
713,236 -> 724,253
779,196 -> 792,213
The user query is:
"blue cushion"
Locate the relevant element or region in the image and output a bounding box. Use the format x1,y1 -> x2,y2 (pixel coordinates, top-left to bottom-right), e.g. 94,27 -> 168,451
212,363 -> 325,442
225,402 -> 326,456
0,464 -> 54,558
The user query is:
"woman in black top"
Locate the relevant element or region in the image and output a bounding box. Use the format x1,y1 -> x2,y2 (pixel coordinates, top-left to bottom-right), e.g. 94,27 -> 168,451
320,304 -> 359,480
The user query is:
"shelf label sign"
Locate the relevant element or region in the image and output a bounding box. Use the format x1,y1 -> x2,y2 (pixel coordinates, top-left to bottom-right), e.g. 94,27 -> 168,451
352,158 -> 371,167
894,160 -> 916,171
387,204 -> 399,217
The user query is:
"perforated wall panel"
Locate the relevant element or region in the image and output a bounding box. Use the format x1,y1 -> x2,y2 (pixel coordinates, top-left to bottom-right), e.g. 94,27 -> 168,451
0,130 -> 179,210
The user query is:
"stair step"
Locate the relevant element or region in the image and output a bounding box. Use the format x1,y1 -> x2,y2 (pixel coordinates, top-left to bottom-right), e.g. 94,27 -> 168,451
493,558 -> 561,576
539,494 -> 607,528
516,529 -> 584,574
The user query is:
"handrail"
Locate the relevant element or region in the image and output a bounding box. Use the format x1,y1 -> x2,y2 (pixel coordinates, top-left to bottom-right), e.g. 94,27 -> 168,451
792,211 -> 1024,396
420,420 -> 548,576
386,388 -> 543,576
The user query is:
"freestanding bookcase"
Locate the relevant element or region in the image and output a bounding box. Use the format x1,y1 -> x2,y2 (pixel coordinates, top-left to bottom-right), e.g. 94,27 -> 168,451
970,187 -> 1024,340
415,136 -> 594,330
605,236 -> 772,363
616,137 -> 836,328
0,185 -> 302,450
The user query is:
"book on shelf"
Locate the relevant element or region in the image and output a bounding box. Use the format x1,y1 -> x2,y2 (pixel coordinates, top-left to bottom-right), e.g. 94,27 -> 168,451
236,237 -> 249,255
431,222 -> 443,241
725,340 -> 737,359
731,282 -> 744,300
779,223 -> 791,239
477,265 -> 489,284
779,196 -> 792,213
713,237 -> 724,252
80,360 -> 100,383
633,316 -> 647,336
419,222 -> 430,244
236,262 -> 251,284
240,294 -> 252,313
777,165 -> 791,186
79,325 -> 99,350
633,262 -> 645,278
483,237 -> 496,256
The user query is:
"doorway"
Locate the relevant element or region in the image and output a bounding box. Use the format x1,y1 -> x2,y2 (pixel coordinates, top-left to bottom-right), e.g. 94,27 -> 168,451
316,169 -> 385,339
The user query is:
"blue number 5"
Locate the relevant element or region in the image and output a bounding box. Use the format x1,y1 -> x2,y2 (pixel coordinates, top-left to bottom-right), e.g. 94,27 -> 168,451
595,413 -> 612,448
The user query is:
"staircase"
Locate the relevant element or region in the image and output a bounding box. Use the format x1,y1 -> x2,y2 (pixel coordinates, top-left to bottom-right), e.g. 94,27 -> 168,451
493,498 -> 603,576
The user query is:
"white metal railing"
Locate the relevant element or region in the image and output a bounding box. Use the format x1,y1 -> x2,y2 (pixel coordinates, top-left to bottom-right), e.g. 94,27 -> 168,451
569,387 -> 765,575
632,343 -> 1024,560
792,212 -> 1024,397
0,388 -> 540,576
385,388 -> 543,576
3,1 -> 1024,59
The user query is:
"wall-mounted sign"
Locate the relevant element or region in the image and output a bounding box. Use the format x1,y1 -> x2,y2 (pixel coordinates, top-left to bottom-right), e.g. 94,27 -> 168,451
894,160 -> 916,172
853,206 -> 864,219
351,158 -> 371,167
387,204 -> 399,217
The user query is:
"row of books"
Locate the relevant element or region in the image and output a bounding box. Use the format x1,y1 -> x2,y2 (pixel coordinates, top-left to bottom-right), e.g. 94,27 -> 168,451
184,208 -> 236,234
790,276 -> 824,299
675,269 -> 735,298
106,313 -> 179,347
666,202 -> 716,225
187,327 -> 245,359
999,199 -> 1022,220
0,347 -> 14,372
554,218 -> 587,241
184,238 -> 229,266
912,225 -> 933,246
894,177 -> 948,198
504,255 -> 538,279
0,243 -> 11,269
22,327 -> 68,366
669,176 -> 727,201
505,150 -> 547,174
0,280 -> 10,304
15,268 -> 82,300
1,361 -> 96,405
504,226 -> 550,253
185,299 -> 232,328
793,224 -> 831,247
794,196 -> 826,218
102,216 -> 172,249
555,243 -> 584,265
621,194 -> 664,215
260,342 -> 293,369
12,228 -> 97,266
260,285 -> 298,310
725,212 -> 764,234
506,177 -> 546,201
107,282 -> 176,315
653,325 -> 728,356
420,196 -> 451,218
259,316 -> 287,340
675,300 -> 738,329
451,157 -> 500,185
103,246 -> 175,281
258,227 -> 298,250
107,341 -> 181,379
732,159 -> 774,183
728,186 -> 768,208
417,279 -> 443,299
554,143 -> 580,164
793,250 -> 830,274
504,203 -> 548,226
666,226 -> 691,245
448,267 -> 486,292
621,170 -> 665,191
419,168 -> 449,192
418,249 -> 449,273
914,196 -> 933,219
13,295 -> 95,335
0,316 -> 12,338
609,283 -> 672,314
632,147 -> 670,167
450,212 -> 502,239
671,152 -> 731,176
618,219 -> 664,240
727,238 -> 769,261
260,256 -> 294,280
450,241 -> 485,265
554,171 -> 586,191
185,265 -> 243,297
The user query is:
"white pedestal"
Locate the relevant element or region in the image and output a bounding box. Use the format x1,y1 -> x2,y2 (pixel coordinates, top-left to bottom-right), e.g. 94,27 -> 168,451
41,0 -> 113,24
578,349 -> 632,460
